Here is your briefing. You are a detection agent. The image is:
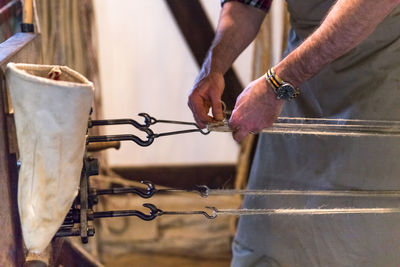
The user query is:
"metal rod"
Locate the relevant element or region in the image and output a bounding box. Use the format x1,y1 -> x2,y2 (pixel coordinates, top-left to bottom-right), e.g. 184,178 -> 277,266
153,128 -> 206,138
92,210 -> 156,221
94,187 -> 154,198
157,188 -> 208,196
89,119 -> 146,129
155,119 -> 199,126
160,208 -> 216,219
86,134 -> 154,147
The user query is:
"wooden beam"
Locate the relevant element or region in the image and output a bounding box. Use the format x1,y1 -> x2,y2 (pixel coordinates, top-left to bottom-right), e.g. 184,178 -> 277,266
112,164 -> 236,189
0,33 -> 36,64
165,0 -> 243,110
53,239 -> 104,267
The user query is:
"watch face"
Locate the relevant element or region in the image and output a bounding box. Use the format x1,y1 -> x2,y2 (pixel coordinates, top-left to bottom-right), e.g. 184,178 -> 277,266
277,83 -> 298,100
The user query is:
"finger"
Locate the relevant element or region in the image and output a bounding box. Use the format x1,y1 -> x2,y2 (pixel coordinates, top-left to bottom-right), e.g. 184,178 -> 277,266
228,106 -> 242,130
188,101 -> 203,126
232,128 -> 249,143
195,113 -> 214,129
211,98 -> 224,121
228,118 -> 240,132
228,111 -> 246,142
191,110 -> 213,129
188,97 -> 213,128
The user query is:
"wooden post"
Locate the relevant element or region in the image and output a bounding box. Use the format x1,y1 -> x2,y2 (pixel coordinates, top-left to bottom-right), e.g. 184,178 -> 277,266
22,0 -> 33,25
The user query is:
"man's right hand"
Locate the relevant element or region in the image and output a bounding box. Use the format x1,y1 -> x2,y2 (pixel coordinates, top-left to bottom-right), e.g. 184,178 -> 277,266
188,72 -> 225,129
187,1 -> 266,129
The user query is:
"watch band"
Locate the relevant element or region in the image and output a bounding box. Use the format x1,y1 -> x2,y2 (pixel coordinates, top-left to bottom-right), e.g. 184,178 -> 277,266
265,68 -> 299,100
266,68 -> 283,90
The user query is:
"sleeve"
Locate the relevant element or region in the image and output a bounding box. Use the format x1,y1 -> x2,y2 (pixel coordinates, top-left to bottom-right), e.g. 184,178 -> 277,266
220,0 -> 272,12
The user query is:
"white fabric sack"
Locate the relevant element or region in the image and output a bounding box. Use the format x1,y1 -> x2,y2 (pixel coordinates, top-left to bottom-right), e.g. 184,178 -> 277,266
6,63 -> 94,253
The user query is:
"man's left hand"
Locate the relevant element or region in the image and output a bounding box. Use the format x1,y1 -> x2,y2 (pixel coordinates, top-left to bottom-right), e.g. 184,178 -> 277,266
229,76 -> 284,142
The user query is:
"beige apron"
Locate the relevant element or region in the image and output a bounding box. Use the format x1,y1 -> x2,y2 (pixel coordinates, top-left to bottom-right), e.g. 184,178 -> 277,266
235,2 -> 400,266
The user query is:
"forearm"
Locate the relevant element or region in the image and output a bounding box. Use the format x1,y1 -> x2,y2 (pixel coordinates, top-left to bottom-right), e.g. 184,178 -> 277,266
188,2 -> 266,127
199,2 -> 266,78
275,0 -> 400,88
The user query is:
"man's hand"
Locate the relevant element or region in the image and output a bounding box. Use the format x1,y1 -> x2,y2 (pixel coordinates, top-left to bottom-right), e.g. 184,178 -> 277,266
229,76 -> 284,142
188,72 -> 225,129
187,2 -> 266,129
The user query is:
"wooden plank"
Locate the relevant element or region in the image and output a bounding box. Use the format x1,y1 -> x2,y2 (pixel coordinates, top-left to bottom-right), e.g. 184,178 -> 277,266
0,79 -> 22,267
0,32 -> 41,267
53,239 -> 104,267
0,32 -> 36,64
112,164 -> 236,189
165,0 -> 243,110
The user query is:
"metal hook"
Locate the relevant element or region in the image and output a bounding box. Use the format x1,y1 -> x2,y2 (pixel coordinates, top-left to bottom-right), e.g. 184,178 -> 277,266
88,118 -> 148,129
138,113 -> 156,126
86,133 -> 155,147
94,181 -> 156,198
205,206 -> 219,218
141,180 -> 156,195
142,203 -> 163,219
87,116 -> 156,146
194,185 -> 210,198
92,203 -> 162,221
202,207 -> 218,219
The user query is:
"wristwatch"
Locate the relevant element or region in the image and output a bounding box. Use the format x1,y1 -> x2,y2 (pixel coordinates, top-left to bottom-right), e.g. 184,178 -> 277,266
265,68 -> 299,100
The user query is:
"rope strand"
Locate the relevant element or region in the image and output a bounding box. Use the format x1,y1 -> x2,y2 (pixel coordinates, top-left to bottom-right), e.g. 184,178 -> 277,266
208,117 -> 400,137
208,189 -> 400,198
213,207 -> 400,217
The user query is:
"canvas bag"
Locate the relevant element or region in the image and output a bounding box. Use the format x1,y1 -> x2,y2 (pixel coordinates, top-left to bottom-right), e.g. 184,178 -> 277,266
6,63 -> 93,253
